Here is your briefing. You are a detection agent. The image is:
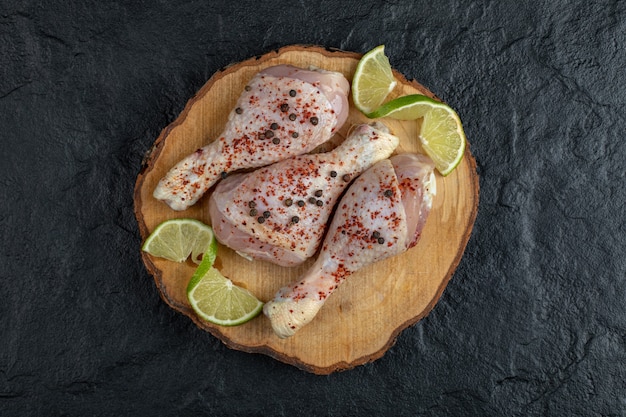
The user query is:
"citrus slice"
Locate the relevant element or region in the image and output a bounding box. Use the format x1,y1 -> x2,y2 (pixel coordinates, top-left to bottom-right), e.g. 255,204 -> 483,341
368,94 -> 466,176
187,260 -> 264,326
142,218 -> 217,265
366,93 -> 440,119
351,45 -> 397,114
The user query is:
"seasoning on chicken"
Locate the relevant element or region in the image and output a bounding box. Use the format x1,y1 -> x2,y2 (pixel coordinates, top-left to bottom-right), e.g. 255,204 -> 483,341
263,153 -> 436,338
153,65 -> 350,211
208,123 -> 400,267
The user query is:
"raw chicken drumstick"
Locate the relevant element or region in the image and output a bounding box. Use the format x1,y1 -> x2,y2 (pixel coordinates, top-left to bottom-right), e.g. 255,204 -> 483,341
264,153 -> 436,338
154,65 -> 350,211
208,122 -> 400,267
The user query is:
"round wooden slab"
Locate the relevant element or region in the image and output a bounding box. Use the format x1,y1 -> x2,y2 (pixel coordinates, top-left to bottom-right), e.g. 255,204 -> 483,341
134,45 -> 479,374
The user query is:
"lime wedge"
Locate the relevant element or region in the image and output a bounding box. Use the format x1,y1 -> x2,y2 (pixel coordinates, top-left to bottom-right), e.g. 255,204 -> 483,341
351,45 -> 397,114
142,218 -> 217,265
366,93 -> 440,119
369,94 -> 466,176
187,261 -> 264,326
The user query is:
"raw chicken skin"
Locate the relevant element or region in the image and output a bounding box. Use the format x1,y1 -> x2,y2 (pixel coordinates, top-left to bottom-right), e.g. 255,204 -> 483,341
263,154 -> 436,338
153,65 -> 350,211
208,123 -> 400,267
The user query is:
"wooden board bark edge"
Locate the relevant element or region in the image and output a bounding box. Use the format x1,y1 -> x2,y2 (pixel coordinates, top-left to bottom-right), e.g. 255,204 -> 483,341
134,45 -> 479,374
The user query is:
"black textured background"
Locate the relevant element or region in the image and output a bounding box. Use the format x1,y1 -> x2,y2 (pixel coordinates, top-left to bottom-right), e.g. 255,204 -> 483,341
1,1 -> 625,415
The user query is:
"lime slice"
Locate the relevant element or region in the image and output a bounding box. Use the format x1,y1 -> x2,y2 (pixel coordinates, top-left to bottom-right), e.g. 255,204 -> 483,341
366,93 -> 440,119
369,94 -> 466,176
420,106 -> 466,175
352,45 -> 397,114
142,218 -> 217,265
187,262 -> 264,326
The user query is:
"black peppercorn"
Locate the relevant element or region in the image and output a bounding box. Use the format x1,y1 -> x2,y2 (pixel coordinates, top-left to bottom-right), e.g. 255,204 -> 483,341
314,190 -> 323,197
289,89 -> 297,97
235,107 -> 243,114
272,138 -> 280,144
310,116 -> 318,125
308,197 -> 317,204
249,209 -> 257,216
263,211 -> 270,218
280,103 -> 289,112
377,237 -> 385,244
384,189 -> 393,197
289,113 -> 297,121
284,198 -> 293,207
292,132 -> 298,138
342,174 -> 351,182
257,216 -> 265,224
316,200 -> 323,207
265,130 -> 274,139
330,170 -> 337,177
270,122 -> 279,130
291,216 -> 299,223
297,200 -> 305,207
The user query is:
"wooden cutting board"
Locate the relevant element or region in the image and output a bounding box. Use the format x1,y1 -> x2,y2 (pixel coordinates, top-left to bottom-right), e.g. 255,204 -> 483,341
134,45 -> 479,374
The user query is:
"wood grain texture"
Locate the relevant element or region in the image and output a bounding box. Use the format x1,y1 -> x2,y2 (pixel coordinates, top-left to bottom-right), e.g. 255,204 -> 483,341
134,45 -> 479,374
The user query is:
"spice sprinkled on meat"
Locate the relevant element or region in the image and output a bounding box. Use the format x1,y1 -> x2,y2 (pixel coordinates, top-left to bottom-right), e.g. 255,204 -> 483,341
264,153 -> 436,338
208,123 -> 399,267
153,65 -> 350,211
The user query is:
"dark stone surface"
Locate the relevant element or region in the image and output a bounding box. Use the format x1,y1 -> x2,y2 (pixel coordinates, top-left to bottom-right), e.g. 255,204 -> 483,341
1,0 -> 624,415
